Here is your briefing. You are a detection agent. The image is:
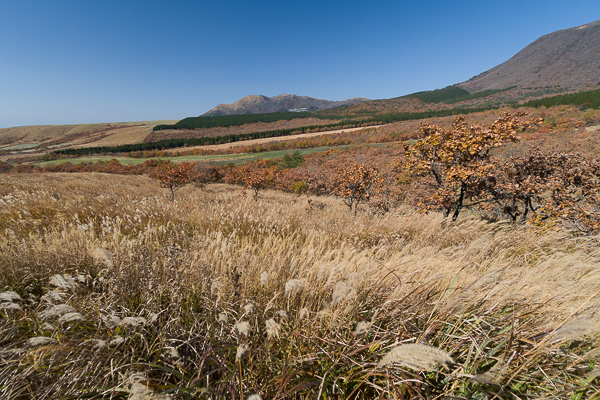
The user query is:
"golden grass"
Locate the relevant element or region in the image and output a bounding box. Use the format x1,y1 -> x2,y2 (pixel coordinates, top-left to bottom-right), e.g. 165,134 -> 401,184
67,124 -> 156,147
0,173 -> 598,398
0,120 -> 177,149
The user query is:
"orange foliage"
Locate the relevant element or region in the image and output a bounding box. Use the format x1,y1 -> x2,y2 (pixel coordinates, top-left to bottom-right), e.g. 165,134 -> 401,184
225,160 -> 280,199
405,112 -> 541,220
332,162 -> 384,214
152,162 -> 194,200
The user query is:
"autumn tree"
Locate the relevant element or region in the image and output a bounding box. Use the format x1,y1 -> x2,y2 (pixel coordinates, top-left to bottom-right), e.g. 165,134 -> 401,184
333,162 -> 384,214
488,149 -> 558,223
405,112 -> 539,221
226,160 -> 280,200
527,152 -> 600,233
152,162 -> 193,200
190,163 -> 221,191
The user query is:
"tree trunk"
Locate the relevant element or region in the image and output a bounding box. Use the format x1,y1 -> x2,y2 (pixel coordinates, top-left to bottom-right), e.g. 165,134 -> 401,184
521,198 -> 530,223
451,185 -> 465,221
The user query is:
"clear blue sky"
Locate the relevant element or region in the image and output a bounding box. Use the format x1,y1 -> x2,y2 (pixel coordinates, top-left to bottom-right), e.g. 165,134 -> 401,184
1,0 -> 599,127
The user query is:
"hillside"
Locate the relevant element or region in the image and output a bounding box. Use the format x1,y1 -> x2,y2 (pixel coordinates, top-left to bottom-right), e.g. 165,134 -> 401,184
459,19 -> 600,93
0,120 -> 176,156
326,19 -> 600,117
203,94 -> 369,116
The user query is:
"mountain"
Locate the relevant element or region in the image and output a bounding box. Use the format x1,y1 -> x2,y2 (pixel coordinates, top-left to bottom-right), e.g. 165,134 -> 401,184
458,19 -> 600,93
203,94 -> 369,116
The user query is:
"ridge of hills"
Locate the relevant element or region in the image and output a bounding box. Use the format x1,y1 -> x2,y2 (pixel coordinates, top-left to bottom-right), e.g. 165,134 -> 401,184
202,94 -> 369,116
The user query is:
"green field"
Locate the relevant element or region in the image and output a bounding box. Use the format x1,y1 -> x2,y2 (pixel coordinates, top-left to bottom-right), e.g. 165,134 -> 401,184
35,145 -> 354,167
0,143 -> 40,150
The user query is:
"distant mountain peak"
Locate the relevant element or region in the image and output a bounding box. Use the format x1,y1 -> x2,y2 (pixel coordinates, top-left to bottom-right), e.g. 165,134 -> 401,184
203,94 -> 369,116
458,19 -> 600,93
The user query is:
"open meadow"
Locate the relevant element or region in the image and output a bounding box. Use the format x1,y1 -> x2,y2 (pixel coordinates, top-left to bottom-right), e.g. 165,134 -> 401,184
1,173 -> 599,399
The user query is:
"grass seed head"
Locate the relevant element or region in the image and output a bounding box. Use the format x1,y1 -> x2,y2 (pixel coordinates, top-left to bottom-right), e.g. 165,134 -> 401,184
40,291 -> 67,304
27,337 -> 57,347
332,281 -> 356,305
236,344 -> 247,361
285,278 -> 306,294
550,318 -> 596,343
379,344 -> 453,371
265,318 -> 280,339
0,291 -> 22,302
298,307 -> 309,319
57,312 -> 86,324
235,321 -> 250,336
353,321 -> 371,335
218,312 -> 228,323
118,316 -> 147,327
260,271 -> 269,286
91,248 -> 114,268
38,304 -> 76,320
0,302 -> 22,310
109,336 -> 125,347
49,274 -> 77,290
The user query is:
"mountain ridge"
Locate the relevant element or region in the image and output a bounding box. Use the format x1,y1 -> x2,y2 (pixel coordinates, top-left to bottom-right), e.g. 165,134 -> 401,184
203,94 -> 369,116
458,19 -> 600,93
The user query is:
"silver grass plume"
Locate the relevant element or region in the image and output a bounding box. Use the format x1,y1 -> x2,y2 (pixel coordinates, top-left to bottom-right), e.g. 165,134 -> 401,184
379,343 -> 453,371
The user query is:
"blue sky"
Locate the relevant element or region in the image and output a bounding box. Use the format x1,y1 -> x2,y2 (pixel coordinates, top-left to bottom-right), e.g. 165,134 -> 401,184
1,0 -> 599,127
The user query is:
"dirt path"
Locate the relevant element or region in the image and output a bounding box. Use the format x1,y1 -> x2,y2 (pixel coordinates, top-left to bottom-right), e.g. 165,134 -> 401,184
165,125 -> 383,154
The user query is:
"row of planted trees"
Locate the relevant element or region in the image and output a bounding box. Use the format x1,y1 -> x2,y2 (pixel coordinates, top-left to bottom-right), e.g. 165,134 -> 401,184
151,112 -> 600,233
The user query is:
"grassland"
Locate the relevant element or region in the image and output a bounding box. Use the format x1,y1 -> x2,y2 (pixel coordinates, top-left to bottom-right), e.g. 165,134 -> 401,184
0,173 -> 598,399
0,143 -> 40,151
35,145 -> 354,167
0,120 -> 178,151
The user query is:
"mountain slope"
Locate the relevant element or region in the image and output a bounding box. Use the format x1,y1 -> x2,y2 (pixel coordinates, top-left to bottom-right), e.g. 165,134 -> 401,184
459,19 -> 600,93
203,94 -> 369,116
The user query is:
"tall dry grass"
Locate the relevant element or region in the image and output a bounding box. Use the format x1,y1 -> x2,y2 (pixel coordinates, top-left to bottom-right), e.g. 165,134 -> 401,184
0,173 -> 598,399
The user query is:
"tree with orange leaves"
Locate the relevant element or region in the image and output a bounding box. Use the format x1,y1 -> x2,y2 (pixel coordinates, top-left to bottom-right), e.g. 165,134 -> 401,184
405,112 -> 540,221
522,151 -> 600,233
333,162 -> 384,214
152,162 -> 193,200
227,160 -> 280,200
190,163 -> 221,191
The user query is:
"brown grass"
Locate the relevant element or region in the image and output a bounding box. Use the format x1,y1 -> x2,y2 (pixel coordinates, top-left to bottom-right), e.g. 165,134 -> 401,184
0,120 -> 177,150
0,173 -> 598,398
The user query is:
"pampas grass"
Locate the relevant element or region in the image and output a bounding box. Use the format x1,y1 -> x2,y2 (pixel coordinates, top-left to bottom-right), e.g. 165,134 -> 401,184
0,173 -> 599,399
379,343 -> 453,370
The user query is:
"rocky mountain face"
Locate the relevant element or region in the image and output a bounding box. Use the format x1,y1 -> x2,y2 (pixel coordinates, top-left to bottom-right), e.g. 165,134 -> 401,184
459,19 -> 600,93
203,94 -> 369,116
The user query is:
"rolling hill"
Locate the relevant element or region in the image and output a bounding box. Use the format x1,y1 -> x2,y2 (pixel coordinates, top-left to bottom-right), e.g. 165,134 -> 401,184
0,120 -> 176,156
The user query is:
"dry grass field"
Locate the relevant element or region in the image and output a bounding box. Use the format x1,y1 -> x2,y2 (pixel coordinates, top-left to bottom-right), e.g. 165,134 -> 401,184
0,173 -> 599,399
0,121 -> 177,152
